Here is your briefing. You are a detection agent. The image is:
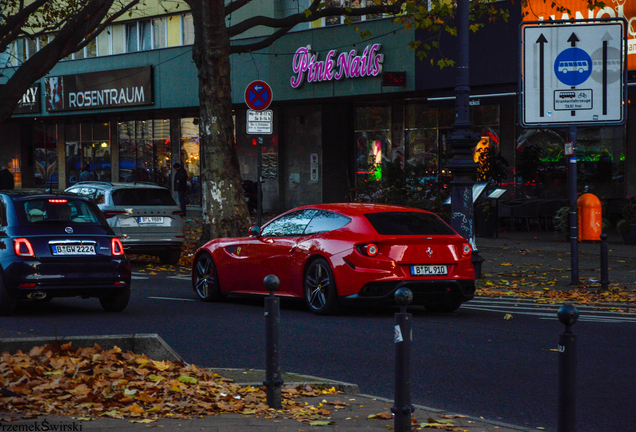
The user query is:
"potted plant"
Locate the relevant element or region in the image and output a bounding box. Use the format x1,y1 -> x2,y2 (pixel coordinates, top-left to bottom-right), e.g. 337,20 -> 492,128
554,206 -> 570,241
617,194 -> 636,245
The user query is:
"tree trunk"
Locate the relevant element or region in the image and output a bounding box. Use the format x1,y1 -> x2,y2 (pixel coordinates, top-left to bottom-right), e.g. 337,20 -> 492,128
186,0 -> 250,245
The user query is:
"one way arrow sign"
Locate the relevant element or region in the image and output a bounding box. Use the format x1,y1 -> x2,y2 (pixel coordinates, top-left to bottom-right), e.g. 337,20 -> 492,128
520,20 -> 626,127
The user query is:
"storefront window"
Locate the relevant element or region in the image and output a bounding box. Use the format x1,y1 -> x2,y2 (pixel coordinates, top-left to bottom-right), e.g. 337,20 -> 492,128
33,123 -> 58,188
515,126 -> 625,199
180,118 -> 201,206
118,120 -> 170,185
66,121 -> 112,186
515,128 -> 568,198
355,105 -> 391,185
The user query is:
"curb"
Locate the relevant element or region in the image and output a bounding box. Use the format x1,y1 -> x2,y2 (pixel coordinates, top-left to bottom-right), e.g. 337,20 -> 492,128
0,334 -> 182,363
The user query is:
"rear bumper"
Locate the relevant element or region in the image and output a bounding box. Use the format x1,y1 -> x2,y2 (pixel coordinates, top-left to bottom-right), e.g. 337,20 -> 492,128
339,279 -> 475,305
121,241 -> 183,255
2,258 -> 131,299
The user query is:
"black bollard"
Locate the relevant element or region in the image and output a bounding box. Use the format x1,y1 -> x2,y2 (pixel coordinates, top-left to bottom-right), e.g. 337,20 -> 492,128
600,233 -> 609,291
557,304 -> 579,432
392,288 -> 415,432
263,274 -> 283,409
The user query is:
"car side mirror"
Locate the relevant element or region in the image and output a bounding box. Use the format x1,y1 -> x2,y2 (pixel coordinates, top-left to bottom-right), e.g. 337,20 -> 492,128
248,225 -> 260,237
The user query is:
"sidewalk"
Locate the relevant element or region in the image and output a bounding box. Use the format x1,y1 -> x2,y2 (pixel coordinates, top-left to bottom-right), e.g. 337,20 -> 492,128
0,395 -> 529,431
0,336 -> 530,432
477,229 -> 636,287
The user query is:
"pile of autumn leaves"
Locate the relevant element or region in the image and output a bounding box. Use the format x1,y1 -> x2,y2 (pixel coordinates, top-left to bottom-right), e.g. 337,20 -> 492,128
0,342 -> 338,423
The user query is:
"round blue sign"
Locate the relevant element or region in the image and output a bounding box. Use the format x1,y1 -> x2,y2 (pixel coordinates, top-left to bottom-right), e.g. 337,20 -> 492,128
554,48 -> 592,86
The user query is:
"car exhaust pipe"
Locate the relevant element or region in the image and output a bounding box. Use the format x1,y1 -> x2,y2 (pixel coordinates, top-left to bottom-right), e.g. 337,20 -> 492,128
28,291 -> 47,300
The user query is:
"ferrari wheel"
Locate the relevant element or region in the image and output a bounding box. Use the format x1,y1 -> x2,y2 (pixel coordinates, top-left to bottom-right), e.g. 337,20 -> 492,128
304,258 -> 338,315
192,252 -> 223,302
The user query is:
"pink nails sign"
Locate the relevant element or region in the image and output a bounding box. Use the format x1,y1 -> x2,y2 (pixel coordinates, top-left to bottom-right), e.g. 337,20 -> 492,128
290,44 -> 384,88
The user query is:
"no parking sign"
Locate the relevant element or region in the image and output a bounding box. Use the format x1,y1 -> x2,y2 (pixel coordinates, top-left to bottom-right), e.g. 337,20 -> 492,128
244,81 -> 273,111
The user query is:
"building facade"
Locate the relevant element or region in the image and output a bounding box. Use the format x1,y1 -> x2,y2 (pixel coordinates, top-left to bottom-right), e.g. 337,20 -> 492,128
1,0 -> 634,220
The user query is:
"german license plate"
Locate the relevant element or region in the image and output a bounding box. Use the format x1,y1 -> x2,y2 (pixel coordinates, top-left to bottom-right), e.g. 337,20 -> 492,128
410,265 -> 448,276
139,217 -> 164,224
53,245 -> 96,255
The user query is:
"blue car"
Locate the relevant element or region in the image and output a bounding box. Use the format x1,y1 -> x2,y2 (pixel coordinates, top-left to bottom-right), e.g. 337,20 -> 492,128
0,190 -> 131,315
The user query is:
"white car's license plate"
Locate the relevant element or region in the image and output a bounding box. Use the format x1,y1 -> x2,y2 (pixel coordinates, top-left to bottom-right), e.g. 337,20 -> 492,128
53,245 -> 96,255
139,216 -> 164,224
410,265 -> 448,276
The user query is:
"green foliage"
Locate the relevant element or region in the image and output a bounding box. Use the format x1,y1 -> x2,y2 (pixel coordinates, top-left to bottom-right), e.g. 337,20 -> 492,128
554,206 -> 570,238
617,194 -> 636,233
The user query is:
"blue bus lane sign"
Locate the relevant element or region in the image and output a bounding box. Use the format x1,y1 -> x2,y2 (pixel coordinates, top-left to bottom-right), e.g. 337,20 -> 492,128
521,20 -> 626,127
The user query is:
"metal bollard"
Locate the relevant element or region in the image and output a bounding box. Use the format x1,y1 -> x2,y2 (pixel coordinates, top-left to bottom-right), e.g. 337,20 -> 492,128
557,304 -> 579,432
391,288 -> 415,432
600,233 -> 609,291
263,274 -> 283,409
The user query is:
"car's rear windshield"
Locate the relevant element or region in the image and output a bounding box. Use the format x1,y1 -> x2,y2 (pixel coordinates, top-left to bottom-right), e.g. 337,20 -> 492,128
19,198 -> 102,225
364,212 -> 456,235
112,188 -> 177,206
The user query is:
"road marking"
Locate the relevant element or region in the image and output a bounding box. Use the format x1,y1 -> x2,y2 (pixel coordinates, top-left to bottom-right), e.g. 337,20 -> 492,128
167,275 -> 191,280
464,297 -> 636,324
131,272 -> 149,280
148,296 -> 197,302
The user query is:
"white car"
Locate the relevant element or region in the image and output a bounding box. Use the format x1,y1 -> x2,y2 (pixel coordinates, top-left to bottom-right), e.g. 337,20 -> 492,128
66,182 -> 185,265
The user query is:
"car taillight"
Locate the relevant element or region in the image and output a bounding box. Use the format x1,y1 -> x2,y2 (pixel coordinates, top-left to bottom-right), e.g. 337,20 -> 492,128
461,243 -> 472,256
172,210 -> 184,216
359,243 -> 379,257
14,238 -> 34,257
111,238 -> 125,256
102,210 -> 127,219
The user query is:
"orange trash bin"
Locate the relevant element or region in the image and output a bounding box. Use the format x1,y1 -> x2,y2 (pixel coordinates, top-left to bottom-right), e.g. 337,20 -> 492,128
577,193 -> 602,241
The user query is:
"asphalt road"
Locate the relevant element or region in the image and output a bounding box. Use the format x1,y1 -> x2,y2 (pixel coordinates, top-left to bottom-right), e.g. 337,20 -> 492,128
1,267 -> 635,432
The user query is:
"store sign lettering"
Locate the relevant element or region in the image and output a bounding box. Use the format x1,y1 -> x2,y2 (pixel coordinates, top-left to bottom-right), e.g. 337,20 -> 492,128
14,84 -> 41,114
290,43 -> 384,88
68,87 -> 146,108
45,66 -> 153,112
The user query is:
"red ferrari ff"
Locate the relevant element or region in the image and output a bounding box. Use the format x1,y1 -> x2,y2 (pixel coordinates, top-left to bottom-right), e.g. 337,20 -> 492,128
191,203 -> 475,314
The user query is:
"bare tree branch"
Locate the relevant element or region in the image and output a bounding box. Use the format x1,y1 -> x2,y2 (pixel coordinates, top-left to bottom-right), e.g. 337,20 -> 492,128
228,0 -> 406,38
224,0 -> 252,17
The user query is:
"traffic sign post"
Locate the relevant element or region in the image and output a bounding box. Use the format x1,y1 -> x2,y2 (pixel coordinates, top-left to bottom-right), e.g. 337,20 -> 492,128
520,19 -> 626,285
244,81 -> 274,226
521,19 -> 627,127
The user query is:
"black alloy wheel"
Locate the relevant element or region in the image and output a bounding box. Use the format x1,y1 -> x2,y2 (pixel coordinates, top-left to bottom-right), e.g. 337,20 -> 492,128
0,278 -> 17,316
304,258 -> 338,315
192,252 -> 223,302
99,285 -> 131,312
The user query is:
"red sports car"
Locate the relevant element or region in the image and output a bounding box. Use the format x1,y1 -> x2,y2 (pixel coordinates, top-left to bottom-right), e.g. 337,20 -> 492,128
191,203 -> 475,314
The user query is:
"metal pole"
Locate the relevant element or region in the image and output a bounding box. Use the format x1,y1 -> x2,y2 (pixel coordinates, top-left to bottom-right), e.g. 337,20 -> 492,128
257,136 -> 263,226
446,0 -> 483,278
263,275 -> 282,409
557,304 -> 579,432
392,288 -> 414,432
600,233 -> 609,290
568,126 -> 579,285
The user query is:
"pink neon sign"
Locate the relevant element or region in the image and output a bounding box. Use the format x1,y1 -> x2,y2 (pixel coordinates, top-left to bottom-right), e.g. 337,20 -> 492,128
290,44 -> 384,88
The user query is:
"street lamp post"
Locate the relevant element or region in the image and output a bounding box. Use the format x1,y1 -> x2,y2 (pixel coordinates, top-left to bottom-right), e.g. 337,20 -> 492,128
446,0 -> 484,277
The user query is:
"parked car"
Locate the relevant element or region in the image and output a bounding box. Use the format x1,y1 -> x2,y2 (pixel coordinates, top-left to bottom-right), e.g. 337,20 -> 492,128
65,182 -> 185,265
0,190 -> 131,315
191,203 -> 475,314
